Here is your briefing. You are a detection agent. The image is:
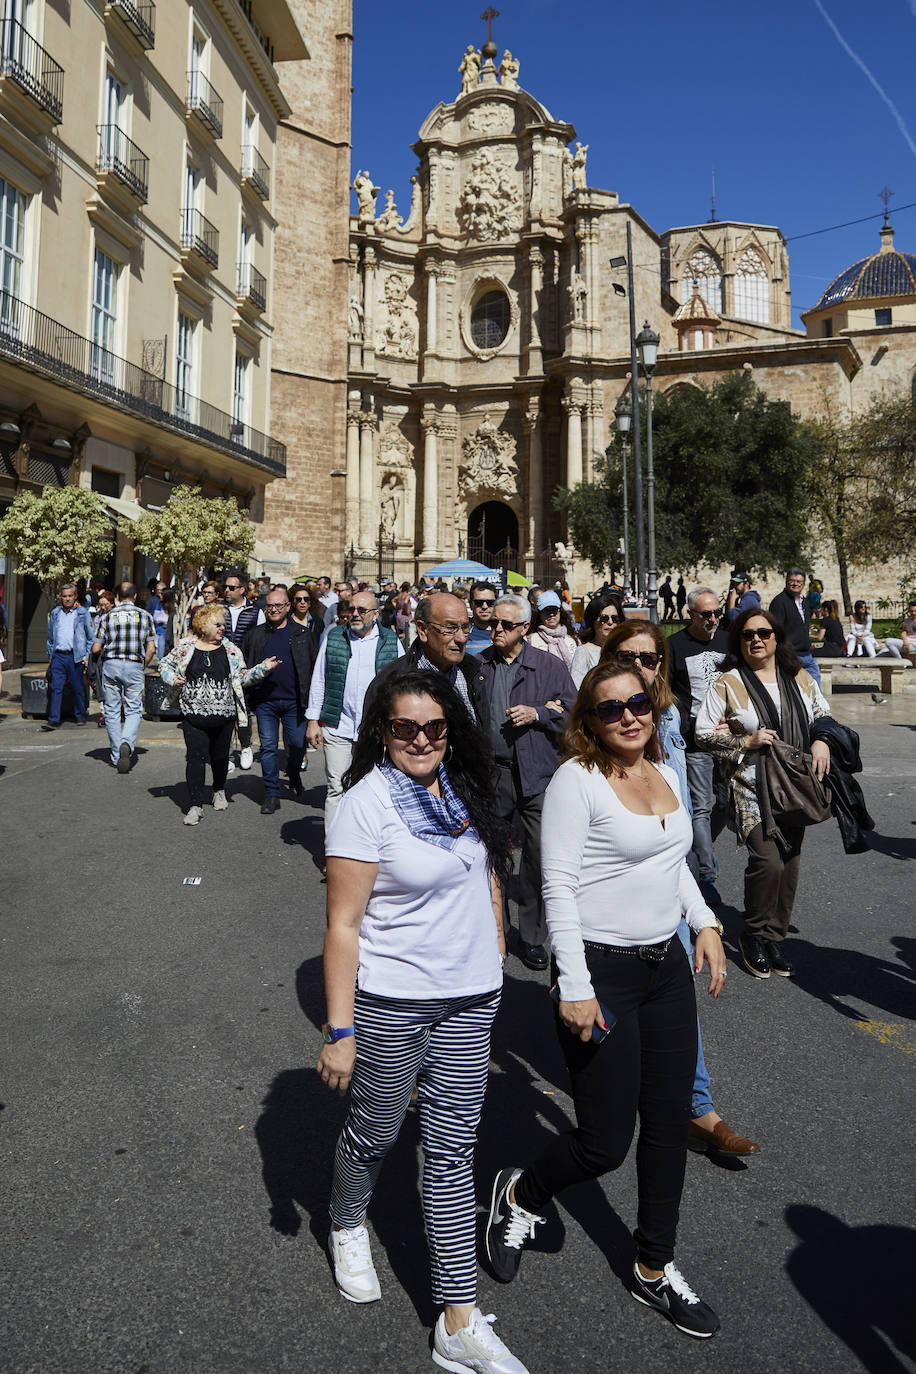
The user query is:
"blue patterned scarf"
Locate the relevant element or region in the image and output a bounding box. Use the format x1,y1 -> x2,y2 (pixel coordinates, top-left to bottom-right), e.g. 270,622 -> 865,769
380,761 -> 481,868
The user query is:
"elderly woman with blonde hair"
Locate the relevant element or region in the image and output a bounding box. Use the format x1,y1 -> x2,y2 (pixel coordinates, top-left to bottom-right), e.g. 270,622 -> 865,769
160,604 -> 280,825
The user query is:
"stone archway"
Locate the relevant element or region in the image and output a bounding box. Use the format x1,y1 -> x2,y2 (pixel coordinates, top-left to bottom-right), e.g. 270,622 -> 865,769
467,500 -> 519,570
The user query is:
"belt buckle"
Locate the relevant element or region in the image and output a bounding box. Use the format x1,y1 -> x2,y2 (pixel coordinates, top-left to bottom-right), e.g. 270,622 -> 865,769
637,942 -> 665,965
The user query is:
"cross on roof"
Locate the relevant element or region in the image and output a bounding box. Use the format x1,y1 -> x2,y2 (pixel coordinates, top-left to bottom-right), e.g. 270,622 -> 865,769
481,6 -> 499,44
878,186 -> 895,222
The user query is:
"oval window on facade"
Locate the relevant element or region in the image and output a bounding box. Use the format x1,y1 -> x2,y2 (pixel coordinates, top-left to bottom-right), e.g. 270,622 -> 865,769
470,289 -> 511,350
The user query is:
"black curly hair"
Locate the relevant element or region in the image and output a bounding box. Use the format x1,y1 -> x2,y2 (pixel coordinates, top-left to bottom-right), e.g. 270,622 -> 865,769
344,669 -> 511,885
720,606 -> 801,675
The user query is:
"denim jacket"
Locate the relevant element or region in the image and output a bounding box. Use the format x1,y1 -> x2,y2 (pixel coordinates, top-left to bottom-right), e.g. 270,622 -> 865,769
47,604 -> 93,662
658,703 -> 692,816
159,636 -> 273,728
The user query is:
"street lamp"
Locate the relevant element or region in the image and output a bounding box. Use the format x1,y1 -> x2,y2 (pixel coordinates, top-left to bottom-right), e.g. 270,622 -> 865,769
614,395 -> 632,592
635,321 -> 660,623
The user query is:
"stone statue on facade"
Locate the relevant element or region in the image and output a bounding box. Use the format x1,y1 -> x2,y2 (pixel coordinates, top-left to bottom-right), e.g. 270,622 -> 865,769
377,272 -> 418,360
568,270 -> 588,321
572,142 -> 588,190
458,148 -> 521,243
379,473 -> 402,538
352,170 -> 379,224
459,45 -> 481,95
375,189 -> 401,233
347,295 -> 364,340
499,50 -> 520,90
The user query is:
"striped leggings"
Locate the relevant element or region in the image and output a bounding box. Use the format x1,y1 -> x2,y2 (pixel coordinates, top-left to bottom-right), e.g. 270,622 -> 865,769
330,986 -> 500,1306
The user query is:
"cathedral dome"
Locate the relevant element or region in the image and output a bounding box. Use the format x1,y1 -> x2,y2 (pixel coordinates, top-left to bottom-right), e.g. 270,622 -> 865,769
808,221 -> 916,313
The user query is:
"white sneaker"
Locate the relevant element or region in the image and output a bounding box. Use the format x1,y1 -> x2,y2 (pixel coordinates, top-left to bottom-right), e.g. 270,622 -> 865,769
239,747 -> 253,770
183,806 -> 203,826
330,1225 -> 381,1303
432,1309 -> 529,1373
212,791 -> 229,811
226,758 -> 236,774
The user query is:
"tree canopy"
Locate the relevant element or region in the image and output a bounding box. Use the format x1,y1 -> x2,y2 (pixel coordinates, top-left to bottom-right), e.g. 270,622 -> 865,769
557,371 -> 818,577
0,485 -> 113,598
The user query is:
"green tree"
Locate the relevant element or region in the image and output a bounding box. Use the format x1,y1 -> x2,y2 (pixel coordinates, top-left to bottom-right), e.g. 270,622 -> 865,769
557,371 -> 818,578
131,485 -> 255,633
0,485 -> 113,600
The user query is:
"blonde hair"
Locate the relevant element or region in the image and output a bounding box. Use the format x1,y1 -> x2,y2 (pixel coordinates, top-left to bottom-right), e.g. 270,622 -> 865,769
191,604 -> 226,636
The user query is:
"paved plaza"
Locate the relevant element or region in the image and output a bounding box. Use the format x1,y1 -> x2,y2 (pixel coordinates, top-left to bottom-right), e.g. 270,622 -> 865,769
2,679 -> 914,1374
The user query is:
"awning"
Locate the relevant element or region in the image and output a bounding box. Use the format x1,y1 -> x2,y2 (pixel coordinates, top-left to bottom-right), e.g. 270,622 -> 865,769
104,496 -> 148,522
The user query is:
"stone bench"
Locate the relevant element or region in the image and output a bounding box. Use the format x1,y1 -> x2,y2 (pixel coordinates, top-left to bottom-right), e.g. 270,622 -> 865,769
816,657 -> 913,695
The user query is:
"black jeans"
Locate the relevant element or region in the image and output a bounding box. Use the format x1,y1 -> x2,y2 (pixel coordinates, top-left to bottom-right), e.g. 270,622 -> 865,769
182,715 -> 234,806
492,760 -> 546,946
514,939 -> 697,1270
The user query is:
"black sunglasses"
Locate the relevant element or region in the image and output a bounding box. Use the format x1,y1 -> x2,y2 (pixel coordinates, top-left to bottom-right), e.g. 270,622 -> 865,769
597,613 -> 624,626
615,648 -> 661,670
697,608 -> 723,620
741,627 -> 774,642
494,618 -> 523,632
472,598 -> 496,608
591,693 -> 653,725
387,717 -> 448,743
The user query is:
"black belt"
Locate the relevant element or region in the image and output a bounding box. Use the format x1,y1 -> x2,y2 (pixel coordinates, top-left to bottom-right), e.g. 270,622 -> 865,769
583,936 -> 675,965
494,757 -> 515,768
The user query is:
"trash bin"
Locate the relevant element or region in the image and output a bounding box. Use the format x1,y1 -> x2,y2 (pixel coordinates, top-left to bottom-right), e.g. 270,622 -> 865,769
21,670 -> 80,720
144,670 -> 182,720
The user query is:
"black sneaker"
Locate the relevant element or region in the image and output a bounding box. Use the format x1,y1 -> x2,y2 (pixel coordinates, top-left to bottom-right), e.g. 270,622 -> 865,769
484,1167 -> 544,1283
739,932 -> 770,979
764,941 -> 793,976
630,1261 -> 720,1339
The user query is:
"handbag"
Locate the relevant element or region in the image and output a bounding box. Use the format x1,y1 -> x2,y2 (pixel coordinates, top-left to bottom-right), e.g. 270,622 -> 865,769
738,666 -> 831,846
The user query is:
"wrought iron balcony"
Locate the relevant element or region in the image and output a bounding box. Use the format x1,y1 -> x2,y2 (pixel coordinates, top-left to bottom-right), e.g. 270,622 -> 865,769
240,144 -> 270,200
0,17 -> 64,124
107,0 -> 155,50
180,207 -> 219,269
0,290 -> 286,475
97,125 -> 149,203
237,262 -> 266,312
186,69 -> 222,138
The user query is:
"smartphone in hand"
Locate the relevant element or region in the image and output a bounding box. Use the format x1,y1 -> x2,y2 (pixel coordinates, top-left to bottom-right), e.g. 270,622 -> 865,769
549,983 -> 616,1044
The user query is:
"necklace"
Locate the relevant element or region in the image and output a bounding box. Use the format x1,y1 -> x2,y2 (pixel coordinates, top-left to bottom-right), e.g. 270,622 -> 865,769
622,761 -> 651,786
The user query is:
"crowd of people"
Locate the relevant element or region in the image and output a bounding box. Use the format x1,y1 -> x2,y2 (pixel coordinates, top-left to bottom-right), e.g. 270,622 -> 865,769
33,562 -> 898,1371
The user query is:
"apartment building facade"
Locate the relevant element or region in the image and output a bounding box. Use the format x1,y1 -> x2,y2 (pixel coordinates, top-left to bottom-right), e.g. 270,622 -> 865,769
0,0 -> 306,661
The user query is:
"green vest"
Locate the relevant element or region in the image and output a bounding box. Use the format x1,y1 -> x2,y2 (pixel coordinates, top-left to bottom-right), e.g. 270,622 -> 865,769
319,623 -> 400,728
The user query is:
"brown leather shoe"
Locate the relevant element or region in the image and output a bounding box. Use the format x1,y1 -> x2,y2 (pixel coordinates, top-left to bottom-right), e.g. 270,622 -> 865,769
688,1118 -> 761,1156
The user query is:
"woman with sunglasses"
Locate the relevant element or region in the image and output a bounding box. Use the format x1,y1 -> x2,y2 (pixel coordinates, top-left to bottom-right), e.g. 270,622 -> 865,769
694,609 -> 831,980
600,622 -> 760,1160
485,661 -> 726,1340
569,592 -> 625,689
316,670 -> 529,1373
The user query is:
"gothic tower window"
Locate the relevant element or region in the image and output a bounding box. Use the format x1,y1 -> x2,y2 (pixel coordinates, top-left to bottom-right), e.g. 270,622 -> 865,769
682,250 -> 722,312
734,247 -> 770,323
470,289 -> 510,349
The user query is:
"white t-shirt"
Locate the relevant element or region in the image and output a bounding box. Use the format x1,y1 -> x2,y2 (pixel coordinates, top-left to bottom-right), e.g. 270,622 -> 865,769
541,757 -> 717,1002
325,767 -> 502,999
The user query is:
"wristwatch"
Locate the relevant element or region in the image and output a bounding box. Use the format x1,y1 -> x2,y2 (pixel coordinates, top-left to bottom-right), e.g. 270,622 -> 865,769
322,1022 -> 355,1044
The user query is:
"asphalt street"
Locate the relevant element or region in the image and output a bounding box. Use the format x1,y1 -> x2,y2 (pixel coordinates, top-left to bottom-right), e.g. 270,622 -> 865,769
2,684 -> 915,1374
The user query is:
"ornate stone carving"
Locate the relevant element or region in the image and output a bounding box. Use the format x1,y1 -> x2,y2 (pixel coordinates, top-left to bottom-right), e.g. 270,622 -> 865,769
459,274 -> 520,361
498,50 -> 520,90
379,473 -> 402,538
459,414 -> 518,498
568,270 -> 588,321
347,295 -> 364,340
457,149 -> 521,243
459,45 -> 481,95
375,189 -> 402,233
572,142 -> 588,190
377,422 -> 413,470
397,176 -> 422,234
352,170 -> 380,224
376,272 -> 418,359
141,338 -> 165,377
467,102 -> 514,134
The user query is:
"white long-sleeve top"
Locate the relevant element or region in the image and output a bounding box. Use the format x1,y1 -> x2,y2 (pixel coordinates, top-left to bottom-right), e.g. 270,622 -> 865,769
541,757 -> 718,1002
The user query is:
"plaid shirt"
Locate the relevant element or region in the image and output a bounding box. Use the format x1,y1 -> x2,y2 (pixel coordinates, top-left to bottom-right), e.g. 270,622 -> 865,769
95,601 -> 157,662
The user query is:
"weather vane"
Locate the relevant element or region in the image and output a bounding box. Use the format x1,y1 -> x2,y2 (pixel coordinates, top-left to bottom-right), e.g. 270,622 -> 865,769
878,186 -> 894,223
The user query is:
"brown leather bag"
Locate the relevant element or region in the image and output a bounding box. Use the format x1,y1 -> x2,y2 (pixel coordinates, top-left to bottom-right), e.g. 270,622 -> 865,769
762,737 -> 831,829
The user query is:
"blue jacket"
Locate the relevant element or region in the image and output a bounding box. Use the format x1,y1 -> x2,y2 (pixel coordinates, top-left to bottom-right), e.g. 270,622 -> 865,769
47,603 -> 92,662
478,643 -> 577,796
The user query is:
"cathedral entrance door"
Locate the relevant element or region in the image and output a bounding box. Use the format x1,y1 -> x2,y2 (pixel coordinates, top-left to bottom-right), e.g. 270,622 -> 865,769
467,501 -> 519,572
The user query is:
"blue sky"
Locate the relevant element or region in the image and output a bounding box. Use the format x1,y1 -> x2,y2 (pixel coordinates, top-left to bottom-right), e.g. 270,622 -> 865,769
351,0 -> 916,329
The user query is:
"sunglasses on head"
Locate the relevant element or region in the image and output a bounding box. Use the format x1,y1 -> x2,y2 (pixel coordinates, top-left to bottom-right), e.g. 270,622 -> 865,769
591,693 -> 653,725
741,627 -> 774,642
697,608 -> 723,620
597,613 -> 624,626
494,618 -> 522,632
387,717 -> 448,743
615,648 -> 661,670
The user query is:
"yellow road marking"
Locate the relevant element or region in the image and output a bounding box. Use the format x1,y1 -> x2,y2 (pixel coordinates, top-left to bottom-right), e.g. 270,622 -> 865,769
854,1021 -> 916,1057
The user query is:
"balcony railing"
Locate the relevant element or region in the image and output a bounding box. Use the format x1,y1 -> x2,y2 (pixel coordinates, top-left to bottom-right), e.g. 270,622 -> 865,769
0,291 -> 285,475
237,261 -> 266,312
241,144 -> 270,200
97,125 -> 149,203
180,207 -> 219,268
186,69 -> 222,138
0,17 -> 64,123
108,0 -> 155,49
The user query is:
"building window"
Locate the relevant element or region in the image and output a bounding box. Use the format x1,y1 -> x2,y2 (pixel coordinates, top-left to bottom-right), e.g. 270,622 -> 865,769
175,310 -> 195,418
823,319 -> 833,338
232,350 -> 249,436
733,248 -> 770,323
91,467 -> 121,498
470,289 -> 510,349
189,25 -> 208,100
91,247 -> 119,385
682,250 -> 722,313
0,175 -> 27,328
875,308 -> 892,327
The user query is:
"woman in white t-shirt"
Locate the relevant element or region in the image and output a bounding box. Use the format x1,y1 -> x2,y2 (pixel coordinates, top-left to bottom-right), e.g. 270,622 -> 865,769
316,669 -> 529,1374
483,662 -> 726,1341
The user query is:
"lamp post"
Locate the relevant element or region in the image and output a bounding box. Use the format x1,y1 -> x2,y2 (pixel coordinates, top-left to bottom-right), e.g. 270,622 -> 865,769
635,321 -> 660,623
614,396 -> 632,592
623,222 -> 646,601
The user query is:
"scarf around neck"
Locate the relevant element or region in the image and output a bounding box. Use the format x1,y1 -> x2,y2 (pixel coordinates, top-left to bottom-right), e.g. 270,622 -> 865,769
537,622 -> 568,640
380,761 -> 480,868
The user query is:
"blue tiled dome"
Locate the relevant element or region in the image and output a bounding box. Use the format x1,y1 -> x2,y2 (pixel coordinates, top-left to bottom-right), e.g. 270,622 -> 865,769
809,224 -> 916,312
